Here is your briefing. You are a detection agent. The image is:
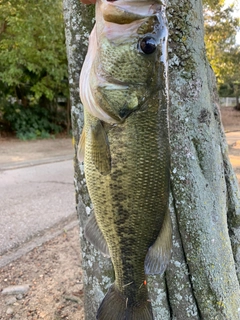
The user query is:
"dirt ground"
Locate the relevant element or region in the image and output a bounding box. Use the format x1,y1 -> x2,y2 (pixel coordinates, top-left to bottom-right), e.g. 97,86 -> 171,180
0,108 -> 239,320
0,137 -> 83,319
0,227 -> 84,320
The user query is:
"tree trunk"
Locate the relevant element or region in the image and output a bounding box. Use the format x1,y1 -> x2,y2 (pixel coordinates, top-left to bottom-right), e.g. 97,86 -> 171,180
234,84 -> 240,110
63,0 -> 240,319
236,95 -> 240,110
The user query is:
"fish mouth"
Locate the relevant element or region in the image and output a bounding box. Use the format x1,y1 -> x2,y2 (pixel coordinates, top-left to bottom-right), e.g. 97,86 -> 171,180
99,78 -> 129,90
97,73 -> 145,90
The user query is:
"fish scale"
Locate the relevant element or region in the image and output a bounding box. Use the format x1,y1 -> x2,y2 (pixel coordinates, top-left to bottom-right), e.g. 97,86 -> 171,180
79,1 -> 171,319
84,91 -> 169,308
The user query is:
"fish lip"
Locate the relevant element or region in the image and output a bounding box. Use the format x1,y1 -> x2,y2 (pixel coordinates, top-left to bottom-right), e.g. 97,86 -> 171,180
97,74 -> 145,90
100,77 -> 129,89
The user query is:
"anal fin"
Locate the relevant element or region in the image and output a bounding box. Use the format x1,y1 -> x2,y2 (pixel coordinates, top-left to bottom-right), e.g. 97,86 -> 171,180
145,210 -> 172,275
89,120 -> 111,175
84,213 -> 110,257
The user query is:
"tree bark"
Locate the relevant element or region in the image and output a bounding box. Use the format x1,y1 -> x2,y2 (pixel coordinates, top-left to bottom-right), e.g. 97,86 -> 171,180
63,0 -> 240,319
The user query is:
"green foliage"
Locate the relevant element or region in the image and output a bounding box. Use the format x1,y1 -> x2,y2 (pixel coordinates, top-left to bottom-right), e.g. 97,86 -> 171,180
203,0 -> 240,99
2,103 -> 62,140
0,0 -> 68,101
219,83 -> 235,97
0,0 -> 69,138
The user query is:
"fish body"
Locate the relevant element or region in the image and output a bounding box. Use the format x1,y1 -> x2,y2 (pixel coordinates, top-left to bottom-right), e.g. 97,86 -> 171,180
79,1 -> 171,319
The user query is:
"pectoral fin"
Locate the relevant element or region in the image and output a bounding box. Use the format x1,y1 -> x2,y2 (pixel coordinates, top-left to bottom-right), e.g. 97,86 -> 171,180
84,213 -> 110,258
145,210 -> 172,275
89,120 -> 111,175
77,126 -> 86,162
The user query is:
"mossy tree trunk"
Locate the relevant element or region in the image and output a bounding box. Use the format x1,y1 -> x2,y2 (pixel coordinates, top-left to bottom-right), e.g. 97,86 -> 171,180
63,0 -> 240,318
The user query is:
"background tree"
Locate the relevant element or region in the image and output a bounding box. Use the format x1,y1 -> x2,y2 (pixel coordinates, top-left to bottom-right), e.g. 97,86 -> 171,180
217,47 -> 240,108
63,0 -> 240,318
204,0 -> 240,106
0,0 -> 69,139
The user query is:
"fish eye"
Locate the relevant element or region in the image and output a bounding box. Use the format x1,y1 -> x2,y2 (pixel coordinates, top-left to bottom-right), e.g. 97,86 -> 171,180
139,37 -> 157,54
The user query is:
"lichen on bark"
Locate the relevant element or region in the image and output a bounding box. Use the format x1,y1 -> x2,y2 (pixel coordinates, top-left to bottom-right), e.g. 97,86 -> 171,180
168,0 -> 240,318
63,0 -> 240,318
63,1 -> 113,318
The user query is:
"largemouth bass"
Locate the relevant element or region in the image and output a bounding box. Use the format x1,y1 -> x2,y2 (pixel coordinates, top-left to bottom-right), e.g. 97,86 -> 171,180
79,0 -> 171,319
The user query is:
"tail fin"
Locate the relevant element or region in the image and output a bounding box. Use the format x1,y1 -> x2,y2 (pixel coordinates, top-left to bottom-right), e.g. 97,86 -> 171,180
96,284 -> 154,320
